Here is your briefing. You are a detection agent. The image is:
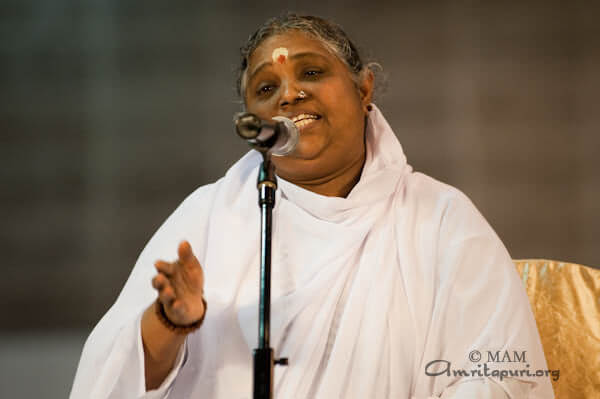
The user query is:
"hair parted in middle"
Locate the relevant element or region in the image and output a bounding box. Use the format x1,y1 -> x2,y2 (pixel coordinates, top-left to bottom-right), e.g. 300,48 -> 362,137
236,13 -> 383,101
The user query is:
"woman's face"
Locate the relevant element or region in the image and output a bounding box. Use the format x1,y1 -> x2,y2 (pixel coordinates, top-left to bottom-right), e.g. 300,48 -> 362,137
243,31 -> 373,185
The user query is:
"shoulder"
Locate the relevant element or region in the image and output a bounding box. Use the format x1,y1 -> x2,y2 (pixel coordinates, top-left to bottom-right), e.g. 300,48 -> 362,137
174,150 -> 262,212
136,150 -> 262,262
396,171 -> 506,271
398,171 -> 482,234
403,171 -> 473,211
403,171 -> 491,231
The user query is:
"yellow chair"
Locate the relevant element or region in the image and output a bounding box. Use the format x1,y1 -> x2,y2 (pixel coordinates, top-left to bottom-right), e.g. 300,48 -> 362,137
514,259 -> 600,398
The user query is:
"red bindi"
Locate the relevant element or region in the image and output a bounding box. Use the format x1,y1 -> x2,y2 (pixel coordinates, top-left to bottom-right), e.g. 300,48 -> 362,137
272,48 -> 289,64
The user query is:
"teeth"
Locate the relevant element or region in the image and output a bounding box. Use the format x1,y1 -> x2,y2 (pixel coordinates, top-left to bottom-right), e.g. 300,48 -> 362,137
295,118 -> 317,129
291,114 -> 319,123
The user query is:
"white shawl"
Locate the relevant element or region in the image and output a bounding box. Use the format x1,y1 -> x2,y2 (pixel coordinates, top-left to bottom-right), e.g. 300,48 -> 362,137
71,105 -> 554,398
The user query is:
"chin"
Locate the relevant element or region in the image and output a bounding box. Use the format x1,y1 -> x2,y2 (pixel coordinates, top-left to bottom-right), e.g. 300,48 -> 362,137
285,134 -> 328,161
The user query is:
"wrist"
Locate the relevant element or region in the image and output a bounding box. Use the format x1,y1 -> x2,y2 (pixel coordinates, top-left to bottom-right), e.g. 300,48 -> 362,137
154,298 -> 207,335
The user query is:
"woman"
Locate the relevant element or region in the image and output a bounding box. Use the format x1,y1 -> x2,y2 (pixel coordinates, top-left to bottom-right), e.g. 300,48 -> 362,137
71,14 -> 553,398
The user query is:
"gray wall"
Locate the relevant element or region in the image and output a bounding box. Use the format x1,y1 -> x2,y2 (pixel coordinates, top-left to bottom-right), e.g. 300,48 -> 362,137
1,1 -> 598,396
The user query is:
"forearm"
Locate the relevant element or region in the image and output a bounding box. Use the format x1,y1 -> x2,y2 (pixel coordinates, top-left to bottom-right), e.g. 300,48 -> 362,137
141,302 -> 187,391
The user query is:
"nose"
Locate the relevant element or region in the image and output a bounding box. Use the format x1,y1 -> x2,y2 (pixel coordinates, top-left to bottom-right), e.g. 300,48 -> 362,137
279,81 -> 306,108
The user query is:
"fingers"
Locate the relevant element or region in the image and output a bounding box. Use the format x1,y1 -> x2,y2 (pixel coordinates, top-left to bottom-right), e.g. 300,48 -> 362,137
159,286 -> 176,306
152,273 -> 167,290
152,273 -> 176,306
156,241 -> 197,275
152,241 -> 202,311
178,241 -> 193,263
155,241 -> 194,274
155,260 -> 175,276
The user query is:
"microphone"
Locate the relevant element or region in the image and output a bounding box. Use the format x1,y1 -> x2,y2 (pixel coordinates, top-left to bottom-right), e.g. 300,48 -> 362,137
235,113 -> 299,156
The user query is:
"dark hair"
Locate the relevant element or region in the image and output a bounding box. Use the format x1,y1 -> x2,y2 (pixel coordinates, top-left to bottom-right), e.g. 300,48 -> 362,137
236,13 -> 380,100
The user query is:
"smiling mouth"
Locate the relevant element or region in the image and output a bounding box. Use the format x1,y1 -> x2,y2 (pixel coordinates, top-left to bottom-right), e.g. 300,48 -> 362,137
291,113 -> 321,130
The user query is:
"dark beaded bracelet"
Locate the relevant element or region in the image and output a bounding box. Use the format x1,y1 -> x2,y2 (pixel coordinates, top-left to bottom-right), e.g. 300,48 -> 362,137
155,297 -> 207,335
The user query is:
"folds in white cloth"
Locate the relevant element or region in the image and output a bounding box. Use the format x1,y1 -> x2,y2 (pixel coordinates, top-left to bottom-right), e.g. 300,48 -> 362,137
70,105 -> 554,399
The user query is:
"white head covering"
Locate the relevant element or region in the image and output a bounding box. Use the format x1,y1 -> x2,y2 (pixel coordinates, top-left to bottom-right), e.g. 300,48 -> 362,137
71,105 -> 553,399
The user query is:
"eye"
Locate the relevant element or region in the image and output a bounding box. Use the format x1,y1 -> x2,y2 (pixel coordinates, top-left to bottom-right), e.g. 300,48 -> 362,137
304,69 -> 322,78
256,84 -> 275,96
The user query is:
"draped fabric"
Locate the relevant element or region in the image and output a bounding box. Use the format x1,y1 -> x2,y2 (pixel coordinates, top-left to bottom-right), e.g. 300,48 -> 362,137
71,105 -> 554,398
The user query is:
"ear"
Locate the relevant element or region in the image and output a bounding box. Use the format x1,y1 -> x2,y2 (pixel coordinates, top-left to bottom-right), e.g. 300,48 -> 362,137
358,69 -> 374,114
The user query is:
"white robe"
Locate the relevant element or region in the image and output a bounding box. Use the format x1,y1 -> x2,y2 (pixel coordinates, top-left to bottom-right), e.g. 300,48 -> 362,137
70,105 -> 554,399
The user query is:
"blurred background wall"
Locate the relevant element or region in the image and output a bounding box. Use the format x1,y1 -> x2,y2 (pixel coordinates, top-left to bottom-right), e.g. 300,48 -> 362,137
1,0 -> 598,397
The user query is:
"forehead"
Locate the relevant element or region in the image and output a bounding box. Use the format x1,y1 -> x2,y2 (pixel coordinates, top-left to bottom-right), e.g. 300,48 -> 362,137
247,31 -> 337,70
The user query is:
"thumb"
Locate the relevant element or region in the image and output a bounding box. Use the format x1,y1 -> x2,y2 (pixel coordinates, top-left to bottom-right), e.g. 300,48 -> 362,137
178,240 -> 193,262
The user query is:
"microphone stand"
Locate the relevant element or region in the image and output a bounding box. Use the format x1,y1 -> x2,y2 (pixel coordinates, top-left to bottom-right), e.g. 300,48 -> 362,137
253,151 -> 288,399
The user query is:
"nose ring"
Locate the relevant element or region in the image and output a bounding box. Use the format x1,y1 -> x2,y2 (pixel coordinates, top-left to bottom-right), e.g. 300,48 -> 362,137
297,90 -> 307,99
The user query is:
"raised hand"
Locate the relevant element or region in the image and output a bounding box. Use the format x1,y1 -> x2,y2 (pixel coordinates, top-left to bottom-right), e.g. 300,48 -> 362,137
152,241 -> 205,326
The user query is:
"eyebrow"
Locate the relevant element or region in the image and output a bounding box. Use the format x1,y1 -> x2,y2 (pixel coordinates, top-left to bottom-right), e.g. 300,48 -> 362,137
246,51 -> 328,86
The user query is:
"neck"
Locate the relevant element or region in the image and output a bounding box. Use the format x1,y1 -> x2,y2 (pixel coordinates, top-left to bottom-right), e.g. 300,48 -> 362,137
283,151 -> 366,198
